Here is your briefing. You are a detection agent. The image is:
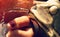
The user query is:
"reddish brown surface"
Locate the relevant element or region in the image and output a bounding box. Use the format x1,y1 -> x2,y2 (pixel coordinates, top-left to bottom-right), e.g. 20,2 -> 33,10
16,0 -> 33,9
4,9 -> 29,23
0,0 -> 17,21
0,0 -> 33,22
0,14 -> 2,21
0,0 -> 33,11
0,0 -> 17,10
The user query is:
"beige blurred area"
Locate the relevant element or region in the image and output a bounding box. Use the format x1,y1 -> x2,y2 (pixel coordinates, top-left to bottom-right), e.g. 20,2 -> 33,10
6,28 -> 34,37
34,0 -> 48,1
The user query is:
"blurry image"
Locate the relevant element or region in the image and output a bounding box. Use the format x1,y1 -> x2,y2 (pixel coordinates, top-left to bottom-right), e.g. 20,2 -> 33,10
0,0 -> 60,37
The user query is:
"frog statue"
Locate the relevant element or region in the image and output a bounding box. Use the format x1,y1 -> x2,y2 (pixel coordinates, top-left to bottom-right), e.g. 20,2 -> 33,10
30,0 -> 60,37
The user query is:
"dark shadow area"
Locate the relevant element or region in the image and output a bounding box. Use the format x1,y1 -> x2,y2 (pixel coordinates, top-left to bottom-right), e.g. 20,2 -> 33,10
53,9 -> 60,35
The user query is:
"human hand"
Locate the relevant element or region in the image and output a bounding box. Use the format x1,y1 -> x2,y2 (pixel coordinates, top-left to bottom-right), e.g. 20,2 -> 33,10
6,16 -> 34,37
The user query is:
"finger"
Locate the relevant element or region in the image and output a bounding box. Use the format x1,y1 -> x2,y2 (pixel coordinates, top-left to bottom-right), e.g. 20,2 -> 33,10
17,28 -> 34,37
6,28 -> 34,37
7,16 -> 30,30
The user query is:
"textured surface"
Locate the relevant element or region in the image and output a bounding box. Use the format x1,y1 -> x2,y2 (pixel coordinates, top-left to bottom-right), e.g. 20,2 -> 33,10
53,9 -> 60,35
